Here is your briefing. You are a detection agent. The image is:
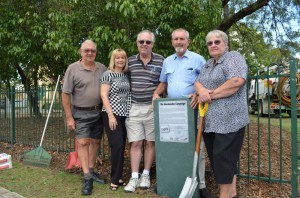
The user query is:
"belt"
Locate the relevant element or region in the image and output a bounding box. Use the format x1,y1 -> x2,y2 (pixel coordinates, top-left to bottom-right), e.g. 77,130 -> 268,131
73,105 -> 101,111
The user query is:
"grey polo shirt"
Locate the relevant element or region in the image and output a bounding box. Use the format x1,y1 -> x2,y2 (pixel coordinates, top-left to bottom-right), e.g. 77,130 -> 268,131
62,61 -> 107,107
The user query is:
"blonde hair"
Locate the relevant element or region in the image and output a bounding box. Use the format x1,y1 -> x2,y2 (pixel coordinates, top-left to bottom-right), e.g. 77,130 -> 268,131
108,48 -> 128,72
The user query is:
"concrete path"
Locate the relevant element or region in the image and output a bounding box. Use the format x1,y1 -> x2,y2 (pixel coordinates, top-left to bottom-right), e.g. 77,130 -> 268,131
0,187 -> 25,198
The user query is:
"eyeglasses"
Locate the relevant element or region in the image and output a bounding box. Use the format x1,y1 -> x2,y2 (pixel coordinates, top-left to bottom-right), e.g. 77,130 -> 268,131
207,40 -> 221,47
83,49 -> 96,54
138,40 -> 152,45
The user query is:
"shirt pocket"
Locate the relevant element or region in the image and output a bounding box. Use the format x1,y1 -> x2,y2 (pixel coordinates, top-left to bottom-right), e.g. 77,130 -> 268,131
184,67 -> 197,84
151,66 -> 162,73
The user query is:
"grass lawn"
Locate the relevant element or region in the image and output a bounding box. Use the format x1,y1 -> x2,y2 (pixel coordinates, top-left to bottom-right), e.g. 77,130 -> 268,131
0,163 -> 159,198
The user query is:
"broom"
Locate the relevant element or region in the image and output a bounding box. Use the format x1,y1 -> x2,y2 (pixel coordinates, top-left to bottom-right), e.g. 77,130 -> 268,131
23,75 -> 60,168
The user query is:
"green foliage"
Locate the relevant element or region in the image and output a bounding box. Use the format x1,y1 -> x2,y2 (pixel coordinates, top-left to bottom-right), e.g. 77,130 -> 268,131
235,0 -> 300,57
0,0 -> 222,85
0,0 -> 299,84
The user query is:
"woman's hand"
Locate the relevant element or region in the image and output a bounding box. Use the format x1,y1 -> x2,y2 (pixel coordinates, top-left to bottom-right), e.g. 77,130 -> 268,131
108,114 -> 117,131
195,81 -> 213,104
198,89 -> 213,104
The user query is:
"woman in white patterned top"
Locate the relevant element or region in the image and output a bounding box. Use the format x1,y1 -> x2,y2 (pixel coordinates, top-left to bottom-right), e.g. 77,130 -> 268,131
195,30 -> 249,198
100,48 -> 131,191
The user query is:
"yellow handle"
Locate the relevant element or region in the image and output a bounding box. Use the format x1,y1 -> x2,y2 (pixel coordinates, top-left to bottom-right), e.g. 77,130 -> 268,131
199,102 -> 209,117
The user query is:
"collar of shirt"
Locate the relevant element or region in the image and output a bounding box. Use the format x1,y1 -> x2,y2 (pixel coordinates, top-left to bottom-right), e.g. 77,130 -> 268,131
78,60 -> 99,71
207,50 -> 228,67
137,52 -> 154,62
173,49 -> 191,60
214,49 -> 229,65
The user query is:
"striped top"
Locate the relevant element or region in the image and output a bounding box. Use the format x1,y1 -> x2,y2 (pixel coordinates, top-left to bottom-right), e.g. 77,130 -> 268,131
128,53 -> 164,104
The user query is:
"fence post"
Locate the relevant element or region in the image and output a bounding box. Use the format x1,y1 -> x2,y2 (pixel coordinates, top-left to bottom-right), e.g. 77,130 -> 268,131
10,84 -> 16,144
289,57 -> 298,198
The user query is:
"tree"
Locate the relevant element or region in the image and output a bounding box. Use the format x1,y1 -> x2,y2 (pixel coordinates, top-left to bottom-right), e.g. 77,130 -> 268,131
221,0 -> 300,67
0,0 -> 299,85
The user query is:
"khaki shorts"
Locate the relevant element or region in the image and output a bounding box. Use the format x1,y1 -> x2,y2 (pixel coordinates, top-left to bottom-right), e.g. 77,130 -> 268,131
125,103 -> 155,142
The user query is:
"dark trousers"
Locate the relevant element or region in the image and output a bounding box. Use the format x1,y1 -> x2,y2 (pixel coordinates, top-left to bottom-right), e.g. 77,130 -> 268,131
101,112 -> 127,184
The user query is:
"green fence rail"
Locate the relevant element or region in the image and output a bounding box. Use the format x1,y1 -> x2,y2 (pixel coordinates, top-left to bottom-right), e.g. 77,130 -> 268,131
0,59 -> 298,197
0,84 -> 108,157
244,58 -> 299,197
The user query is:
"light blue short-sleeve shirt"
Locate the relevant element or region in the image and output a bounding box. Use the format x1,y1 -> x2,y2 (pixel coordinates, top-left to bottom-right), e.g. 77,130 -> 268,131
159,50 -> 206,98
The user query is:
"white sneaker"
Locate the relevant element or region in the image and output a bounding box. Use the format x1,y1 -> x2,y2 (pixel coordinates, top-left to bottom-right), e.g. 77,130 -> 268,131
139,174 -> 150,189
124,178 -> 139,193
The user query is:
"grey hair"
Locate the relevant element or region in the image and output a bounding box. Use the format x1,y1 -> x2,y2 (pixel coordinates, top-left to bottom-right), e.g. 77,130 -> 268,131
137,30 -> 155,43
171,28 -> 190,40
81,39 -> 97,49
205,30 -> 228,45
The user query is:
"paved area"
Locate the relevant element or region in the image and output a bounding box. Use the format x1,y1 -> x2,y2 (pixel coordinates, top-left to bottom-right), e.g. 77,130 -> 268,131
0,187 -> 25,198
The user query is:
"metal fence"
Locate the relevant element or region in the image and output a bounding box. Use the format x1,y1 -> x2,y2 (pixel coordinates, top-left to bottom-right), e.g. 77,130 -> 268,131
243,58 -> 299,197
0,59 -> 298,197
0,84 -> 108,156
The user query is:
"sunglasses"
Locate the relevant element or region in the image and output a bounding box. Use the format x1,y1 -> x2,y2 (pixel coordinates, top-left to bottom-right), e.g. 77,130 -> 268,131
138,40 -> 152,45
83,49 -> 96,54
207,40 -> 221,47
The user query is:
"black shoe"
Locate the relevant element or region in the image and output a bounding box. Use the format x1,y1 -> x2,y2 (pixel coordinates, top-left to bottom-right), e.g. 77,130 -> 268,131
199,188 -> 213,198
91,172 -> 107,184
81,178 -> 93,195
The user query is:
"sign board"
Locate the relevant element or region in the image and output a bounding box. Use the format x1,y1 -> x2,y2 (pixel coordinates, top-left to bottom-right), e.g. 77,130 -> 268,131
154,97 -> 199,198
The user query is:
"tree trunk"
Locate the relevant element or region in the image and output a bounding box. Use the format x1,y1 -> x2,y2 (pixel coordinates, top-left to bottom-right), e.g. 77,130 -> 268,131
218,0 -> 270,31
14,64 -> 42,118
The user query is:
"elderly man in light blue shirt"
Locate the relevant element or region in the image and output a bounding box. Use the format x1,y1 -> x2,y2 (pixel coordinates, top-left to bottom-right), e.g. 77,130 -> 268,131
153,28 -> 212,198
159,49 -> 205,98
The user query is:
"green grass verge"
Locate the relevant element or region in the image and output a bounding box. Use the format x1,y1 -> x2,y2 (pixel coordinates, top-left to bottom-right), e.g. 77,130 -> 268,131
0,163 -> 156,198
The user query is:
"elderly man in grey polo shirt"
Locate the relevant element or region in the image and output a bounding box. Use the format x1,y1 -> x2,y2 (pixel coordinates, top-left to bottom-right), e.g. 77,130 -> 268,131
62,39 -> 107,196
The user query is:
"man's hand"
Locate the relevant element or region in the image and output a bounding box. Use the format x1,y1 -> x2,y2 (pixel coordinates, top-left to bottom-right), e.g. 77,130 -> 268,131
152,92 -> 161,108
188,93 -> 198,109
67,117 -> 76,131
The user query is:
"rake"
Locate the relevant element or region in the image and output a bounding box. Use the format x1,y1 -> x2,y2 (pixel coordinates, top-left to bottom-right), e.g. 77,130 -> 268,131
23,75 -> 60,168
